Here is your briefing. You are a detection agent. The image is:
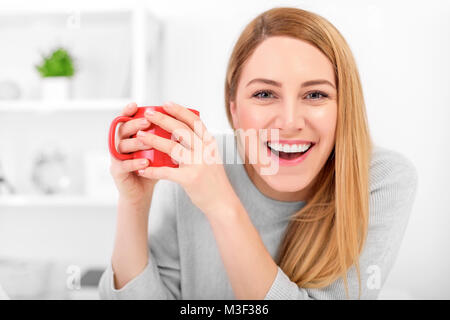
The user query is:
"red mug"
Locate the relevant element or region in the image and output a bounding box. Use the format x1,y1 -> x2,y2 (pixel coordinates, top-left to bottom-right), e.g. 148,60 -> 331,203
108,106 -> 200,168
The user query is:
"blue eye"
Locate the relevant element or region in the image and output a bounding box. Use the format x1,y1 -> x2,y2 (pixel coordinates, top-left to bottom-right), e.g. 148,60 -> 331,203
253,90 -> 275,99
306,91 -> 328,100
253,90 -> 329,101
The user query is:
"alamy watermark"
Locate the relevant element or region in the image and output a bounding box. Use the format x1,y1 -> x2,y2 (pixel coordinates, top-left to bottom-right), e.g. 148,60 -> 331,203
170,123 -> 283,175
66,265 -> 81,290
366,265 -> 381,290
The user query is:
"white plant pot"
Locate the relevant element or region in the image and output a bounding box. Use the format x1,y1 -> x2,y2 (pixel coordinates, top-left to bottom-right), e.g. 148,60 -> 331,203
41,77 -> 71,101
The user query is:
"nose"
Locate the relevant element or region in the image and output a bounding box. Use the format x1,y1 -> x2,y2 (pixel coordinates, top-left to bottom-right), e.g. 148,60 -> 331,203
275,100 -> 305,131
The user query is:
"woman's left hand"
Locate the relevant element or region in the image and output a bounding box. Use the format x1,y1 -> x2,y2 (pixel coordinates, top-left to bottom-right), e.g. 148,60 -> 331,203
136,101 -> 237,216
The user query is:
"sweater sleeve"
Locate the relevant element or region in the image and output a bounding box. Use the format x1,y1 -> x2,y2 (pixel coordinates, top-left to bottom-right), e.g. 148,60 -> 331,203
98,179 -> 181,300
264,148 -> 418,300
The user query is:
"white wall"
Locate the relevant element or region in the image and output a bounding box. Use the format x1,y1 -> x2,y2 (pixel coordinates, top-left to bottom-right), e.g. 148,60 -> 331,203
156,0 -> 450,299
0,0 -> 449,299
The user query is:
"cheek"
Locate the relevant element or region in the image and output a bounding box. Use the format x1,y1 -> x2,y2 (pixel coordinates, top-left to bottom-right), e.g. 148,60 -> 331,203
236,105 -> 269,130
235,106 -> 270,164
310,105 -> 337,146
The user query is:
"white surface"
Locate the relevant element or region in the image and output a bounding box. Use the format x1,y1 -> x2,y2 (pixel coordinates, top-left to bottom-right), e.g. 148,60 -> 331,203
0,99 -> 128,111
41,77 -> 71,101
83,152 -> 118,200
68,287 -> 99,300
0,207 -> 116,267
0,257 -> 102,299
378,287 -> 414,300
0,194 -> 116,207
0,283 -> 9,300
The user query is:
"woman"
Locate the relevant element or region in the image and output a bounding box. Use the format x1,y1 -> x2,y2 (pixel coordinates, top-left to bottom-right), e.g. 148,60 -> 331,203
99,7 -> 417,299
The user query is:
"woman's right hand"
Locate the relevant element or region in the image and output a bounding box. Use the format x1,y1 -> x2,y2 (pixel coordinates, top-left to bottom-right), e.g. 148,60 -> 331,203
110,102 -> 158,205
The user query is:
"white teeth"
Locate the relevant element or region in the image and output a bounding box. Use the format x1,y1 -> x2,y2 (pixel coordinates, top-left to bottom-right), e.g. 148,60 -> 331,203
267,142 -> 312,153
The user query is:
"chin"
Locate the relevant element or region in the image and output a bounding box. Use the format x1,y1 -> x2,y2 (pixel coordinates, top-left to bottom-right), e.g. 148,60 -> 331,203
262,173 -> 311,193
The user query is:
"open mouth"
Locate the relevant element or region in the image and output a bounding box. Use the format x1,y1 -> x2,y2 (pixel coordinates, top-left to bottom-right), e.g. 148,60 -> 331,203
265,141 -> 315,160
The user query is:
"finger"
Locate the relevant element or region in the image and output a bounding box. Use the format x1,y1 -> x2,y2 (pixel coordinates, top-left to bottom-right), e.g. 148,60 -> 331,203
162,101 -> 209,141
137,166 -> 181,184
136,130 -> 189,164
143,109 -> 198,150
110,158 -> 148,175
118,117 -> 150,139
117,138 -> 148,153
121,158 -> 149,173
121,102 -> 138,116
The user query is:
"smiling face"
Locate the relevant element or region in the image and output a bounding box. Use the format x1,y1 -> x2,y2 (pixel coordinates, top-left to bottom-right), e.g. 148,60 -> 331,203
229,36 -> 338,201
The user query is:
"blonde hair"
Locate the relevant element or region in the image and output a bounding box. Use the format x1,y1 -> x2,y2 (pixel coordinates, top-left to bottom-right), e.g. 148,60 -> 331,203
224,7 -> 373,299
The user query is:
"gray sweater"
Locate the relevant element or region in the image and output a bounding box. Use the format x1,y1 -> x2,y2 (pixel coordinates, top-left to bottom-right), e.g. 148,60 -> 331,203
98,134 -> 418,299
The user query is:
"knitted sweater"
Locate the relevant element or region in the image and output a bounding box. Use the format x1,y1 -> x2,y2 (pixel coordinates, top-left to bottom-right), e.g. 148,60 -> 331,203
98,134 -> 418,299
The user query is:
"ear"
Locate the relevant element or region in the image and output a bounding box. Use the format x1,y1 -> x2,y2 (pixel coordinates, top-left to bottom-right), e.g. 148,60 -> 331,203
229,101 -> 239,129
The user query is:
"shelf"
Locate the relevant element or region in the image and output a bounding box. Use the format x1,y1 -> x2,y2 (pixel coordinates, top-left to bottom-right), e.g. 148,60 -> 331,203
0,8 -> 161,108
0,194 -> 117,207
0,99 -> 131,112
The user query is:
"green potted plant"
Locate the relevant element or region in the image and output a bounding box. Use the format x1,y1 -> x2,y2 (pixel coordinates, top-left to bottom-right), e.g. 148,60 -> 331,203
36,47 -> 75,100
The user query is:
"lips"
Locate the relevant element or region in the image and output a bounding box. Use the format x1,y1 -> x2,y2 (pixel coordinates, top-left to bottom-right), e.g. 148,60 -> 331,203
264,140 -> 316,165
266,142 -> 310,157
266,139 -> 316,145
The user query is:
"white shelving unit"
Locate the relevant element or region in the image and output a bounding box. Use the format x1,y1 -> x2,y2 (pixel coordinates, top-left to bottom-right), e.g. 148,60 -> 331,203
0,7 -> 162,109
0,194 -> 117,208
0,99 -> 130,112
0,7 -> 162,208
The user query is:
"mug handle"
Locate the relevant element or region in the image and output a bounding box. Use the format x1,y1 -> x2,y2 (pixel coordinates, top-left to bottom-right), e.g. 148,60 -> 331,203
108,116 -> 134,161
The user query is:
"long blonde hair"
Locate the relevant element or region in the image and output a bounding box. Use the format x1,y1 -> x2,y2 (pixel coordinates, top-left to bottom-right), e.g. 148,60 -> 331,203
224,7 -> 373,299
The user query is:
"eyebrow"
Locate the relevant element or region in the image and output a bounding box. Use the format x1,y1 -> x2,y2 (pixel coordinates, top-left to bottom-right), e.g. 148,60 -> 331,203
246,78 -> 336,89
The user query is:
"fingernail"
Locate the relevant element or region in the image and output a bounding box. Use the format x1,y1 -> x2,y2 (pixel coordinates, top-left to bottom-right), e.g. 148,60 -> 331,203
140,119 -> 149,126
145,109 -> 155,116
138,169 -> 145,175
140,159 -> 148,166
137,130 -> 146,137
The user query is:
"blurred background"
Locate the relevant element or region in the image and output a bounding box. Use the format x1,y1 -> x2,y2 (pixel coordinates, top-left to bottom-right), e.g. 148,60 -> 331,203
0,0 -> 448,299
